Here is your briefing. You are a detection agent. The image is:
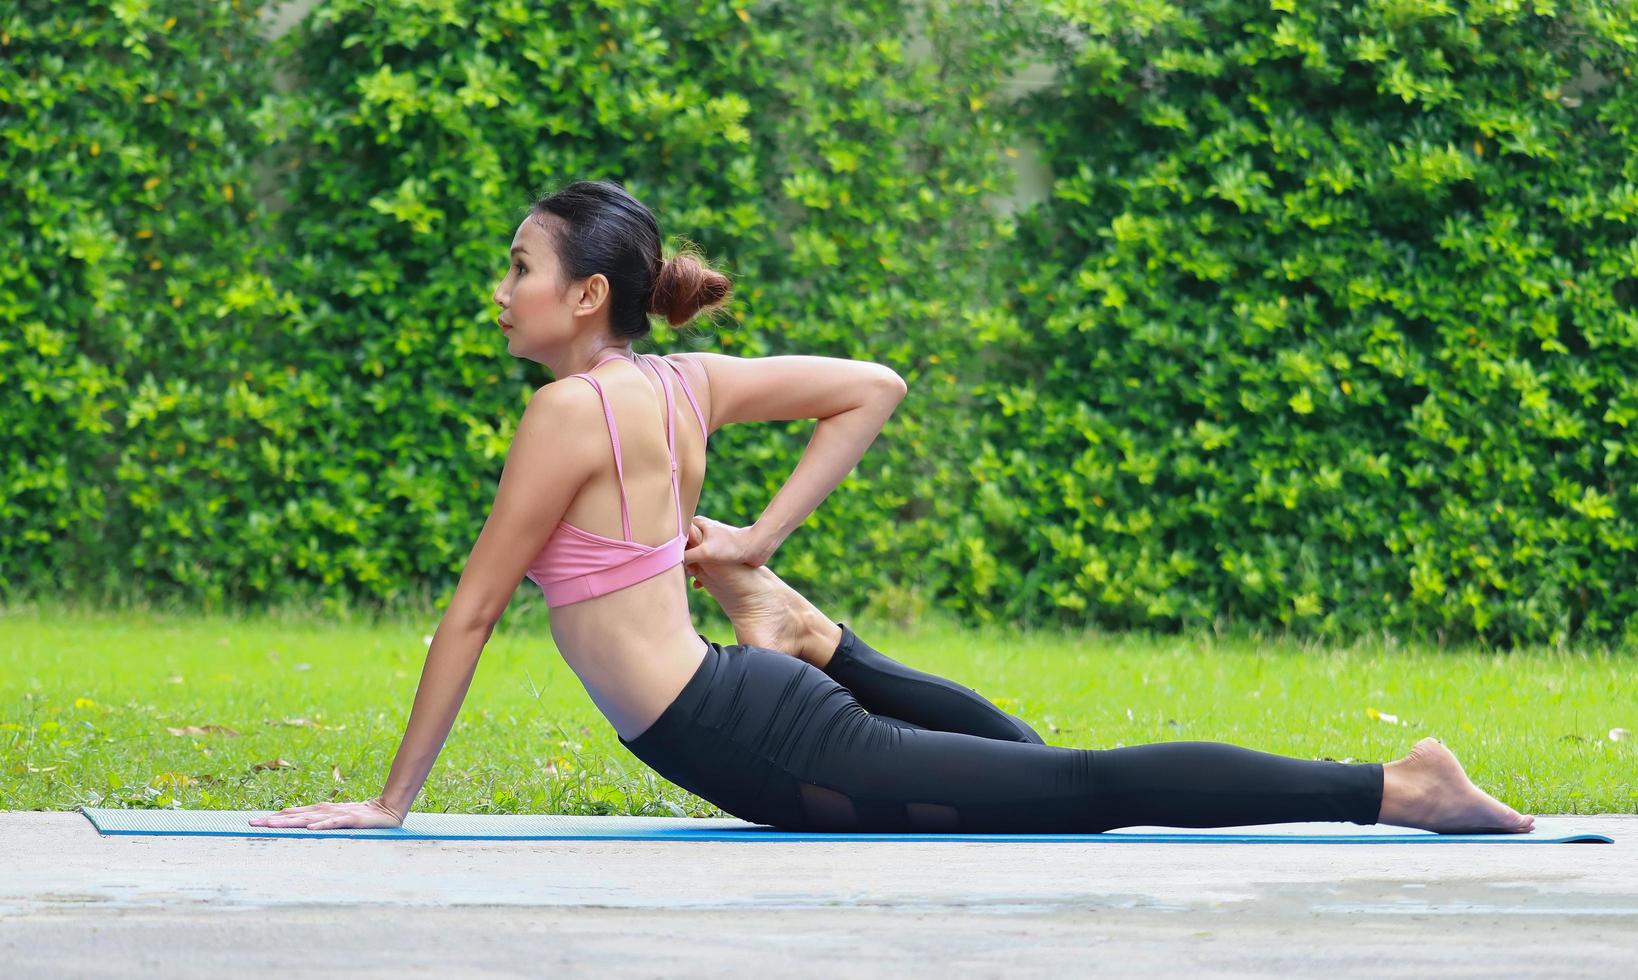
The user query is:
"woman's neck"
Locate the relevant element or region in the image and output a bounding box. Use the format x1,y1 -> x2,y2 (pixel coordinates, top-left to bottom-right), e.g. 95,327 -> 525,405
553,340 -> 634,378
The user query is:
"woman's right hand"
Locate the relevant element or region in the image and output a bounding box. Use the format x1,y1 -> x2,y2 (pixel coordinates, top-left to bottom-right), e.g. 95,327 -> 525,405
682,515 -> 772,574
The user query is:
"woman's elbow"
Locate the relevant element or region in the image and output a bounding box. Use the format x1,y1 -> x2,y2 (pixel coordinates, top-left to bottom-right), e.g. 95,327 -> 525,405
874,366 -> 908,403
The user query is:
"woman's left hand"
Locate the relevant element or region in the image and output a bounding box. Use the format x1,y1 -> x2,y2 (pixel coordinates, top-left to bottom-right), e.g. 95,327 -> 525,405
249,797 -> 404,830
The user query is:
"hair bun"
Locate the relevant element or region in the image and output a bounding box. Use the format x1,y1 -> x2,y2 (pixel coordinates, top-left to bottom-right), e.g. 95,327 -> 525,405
649,246 -> 732,327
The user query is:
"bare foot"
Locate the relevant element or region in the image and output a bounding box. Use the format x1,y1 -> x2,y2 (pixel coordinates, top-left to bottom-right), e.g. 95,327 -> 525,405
1377,737 -> 1535,834
688,561 -> 841,668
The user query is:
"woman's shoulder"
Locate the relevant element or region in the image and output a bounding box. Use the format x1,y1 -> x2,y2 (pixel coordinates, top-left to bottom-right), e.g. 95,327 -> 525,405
527,374 -> 606,420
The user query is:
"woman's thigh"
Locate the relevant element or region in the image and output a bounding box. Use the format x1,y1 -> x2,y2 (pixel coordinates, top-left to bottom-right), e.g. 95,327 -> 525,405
628,644 -> 1083,831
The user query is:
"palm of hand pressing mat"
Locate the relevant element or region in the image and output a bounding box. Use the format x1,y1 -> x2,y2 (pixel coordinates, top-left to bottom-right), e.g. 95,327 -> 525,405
79,809 -> 1613,843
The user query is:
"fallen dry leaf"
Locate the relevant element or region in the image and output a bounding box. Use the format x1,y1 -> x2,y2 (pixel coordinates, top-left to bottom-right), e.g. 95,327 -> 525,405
1610,728 -> 1630,742
269,717 -> 345,731
252,758 -> 295,771
331,764 -> 344,783
166,725 -> 241,737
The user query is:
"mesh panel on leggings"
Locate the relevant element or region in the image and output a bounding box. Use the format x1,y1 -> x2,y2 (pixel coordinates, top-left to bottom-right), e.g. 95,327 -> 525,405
798,782 -> 961,832
798,782 -> 857,830
904,802 -> 959,831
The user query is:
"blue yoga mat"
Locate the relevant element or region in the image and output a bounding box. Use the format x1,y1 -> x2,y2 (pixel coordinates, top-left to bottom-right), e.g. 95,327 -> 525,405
79,808 -> 1612,843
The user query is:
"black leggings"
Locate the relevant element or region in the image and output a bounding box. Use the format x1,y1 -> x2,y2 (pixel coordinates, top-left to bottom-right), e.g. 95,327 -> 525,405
618,626 -> 1384,832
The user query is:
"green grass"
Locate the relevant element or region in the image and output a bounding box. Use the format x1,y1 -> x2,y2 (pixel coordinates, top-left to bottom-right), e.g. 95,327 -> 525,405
3,599 -> 1634,816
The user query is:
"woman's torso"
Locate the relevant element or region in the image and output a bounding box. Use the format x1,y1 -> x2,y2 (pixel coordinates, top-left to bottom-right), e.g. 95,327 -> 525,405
544,353 -> 711,742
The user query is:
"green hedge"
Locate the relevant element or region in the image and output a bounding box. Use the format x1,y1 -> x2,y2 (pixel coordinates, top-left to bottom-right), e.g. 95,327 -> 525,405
1,1 -> 294,600
961,0 -> 1638,648
6,0 -> 1637,649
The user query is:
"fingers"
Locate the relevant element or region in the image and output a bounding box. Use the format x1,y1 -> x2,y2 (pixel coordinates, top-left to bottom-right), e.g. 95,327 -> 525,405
690,514 -> 730,538
682,544 -> 724,566
250,812 -> 361,830
251,815 -> 326,828
684,518 -> 718,562
249,807 -> 319,825
682,527 -> 709,562
240,801 -> 432,831
256,806 -> 333,820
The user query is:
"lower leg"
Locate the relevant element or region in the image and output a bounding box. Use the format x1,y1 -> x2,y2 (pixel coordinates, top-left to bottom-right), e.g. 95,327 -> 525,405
1092,736 -> 1534,834
1090,741 -> 1386,828
823,626 -> 1046,744
689,560 -> 1044,743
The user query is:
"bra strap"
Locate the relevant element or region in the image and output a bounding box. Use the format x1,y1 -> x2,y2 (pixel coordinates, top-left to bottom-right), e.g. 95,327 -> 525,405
570,373 -> 632,541
656,356 -> 708,438
642,354 -> 686,537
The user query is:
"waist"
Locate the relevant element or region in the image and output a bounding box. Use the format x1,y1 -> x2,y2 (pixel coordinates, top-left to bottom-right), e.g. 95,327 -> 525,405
548,580 -> 708,740
617,638 -> 725,747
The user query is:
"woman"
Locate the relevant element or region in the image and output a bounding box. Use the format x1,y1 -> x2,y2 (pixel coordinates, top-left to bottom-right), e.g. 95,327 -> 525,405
253,180 -> 1533,835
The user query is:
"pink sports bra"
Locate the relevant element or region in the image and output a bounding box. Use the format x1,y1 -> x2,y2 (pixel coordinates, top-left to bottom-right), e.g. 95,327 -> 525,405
524,352 -> 708,608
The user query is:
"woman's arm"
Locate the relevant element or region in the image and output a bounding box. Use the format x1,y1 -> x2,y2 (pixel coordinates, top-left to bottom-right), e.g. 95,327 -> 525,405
675,352 -> 906,566
379,382 -> 605,813
250,381 -> 603,829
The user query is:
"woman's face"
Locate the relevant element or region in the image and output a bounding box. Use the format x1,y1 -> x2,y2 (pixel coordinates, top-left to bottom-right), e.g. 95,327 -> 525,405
491,215 -> 610,359
491,214 -> 570,360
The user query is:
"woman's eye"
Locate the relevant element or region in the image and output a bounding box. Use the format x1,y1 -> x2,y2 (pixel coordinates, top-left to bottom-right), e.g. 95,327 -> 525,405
514,262 -> 526,274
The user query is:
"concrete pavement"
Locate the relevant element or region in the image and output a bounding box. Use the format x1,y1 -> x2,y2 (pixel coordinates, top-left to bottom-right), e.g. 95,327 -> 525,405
2,812 -> 1635,977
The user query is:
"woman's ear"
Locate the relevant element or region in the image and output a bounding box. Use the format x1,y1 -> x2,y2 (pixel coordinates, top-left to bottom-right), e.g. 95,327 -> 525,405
574,272 -> 612,318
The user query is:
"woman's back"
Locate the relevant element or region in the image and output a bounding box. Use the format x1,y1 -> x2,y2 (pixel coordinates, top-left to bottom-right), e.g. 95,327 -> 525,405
540,352 -> 714,740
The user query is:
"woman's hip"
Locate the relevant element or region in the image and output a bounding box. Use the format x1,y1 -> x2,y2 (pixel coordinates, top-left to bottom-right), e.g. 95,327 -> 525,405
614,641 -> 854,820
614,640 -> 1079,828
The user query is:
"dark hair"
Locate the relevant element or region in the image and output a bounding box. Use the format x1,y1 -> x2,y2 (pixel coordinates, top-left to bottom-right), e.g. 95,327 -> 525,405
528,179 -> 732,338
